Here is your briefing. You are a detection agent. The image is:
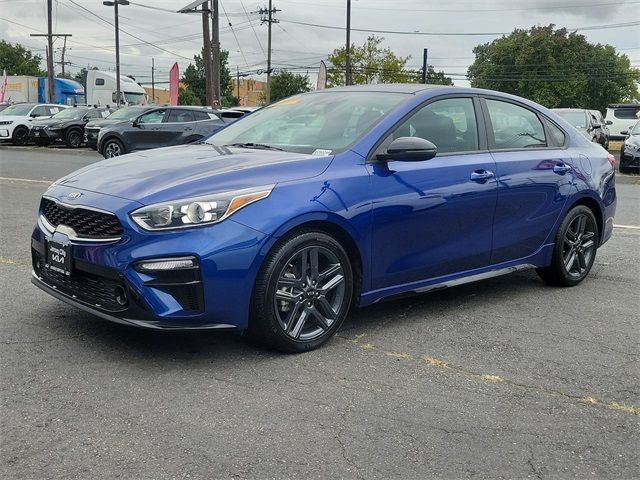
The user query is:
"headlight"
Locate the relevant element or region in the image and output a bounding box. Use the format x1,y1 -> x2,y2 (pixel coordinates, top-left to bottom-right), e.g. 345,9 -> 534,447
0,120 -> 13,126
130,185 -> 274,231
45,125 -> 62,130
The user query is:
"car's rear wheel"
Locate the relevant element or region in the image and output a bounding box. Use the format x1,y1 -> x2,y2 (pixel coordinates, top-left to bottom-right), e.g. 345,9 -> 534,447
102,138 -> 125,158
12,126 -> 29,146
65,129 -> 83,148
536,205 -> 598,286
250,231 -> 353,352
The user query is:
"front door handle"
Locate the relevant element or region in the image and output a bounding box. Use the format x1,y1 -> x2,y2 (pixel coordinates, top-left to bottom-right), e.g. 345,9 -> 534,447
553,162 -> 572,175
470,169 -> 495,182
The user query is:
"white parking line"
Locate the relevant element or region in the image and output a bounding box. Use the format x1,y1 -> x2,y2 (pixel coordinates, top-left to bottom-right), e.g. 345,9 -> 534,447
0,177 -> 52,185
614,224 -> 640,230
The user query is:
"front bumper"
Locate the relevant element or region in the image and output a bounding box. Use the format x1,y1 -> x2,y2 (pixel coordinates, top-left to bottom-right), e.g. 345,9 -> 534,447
84,129 -> 100,146
620,149 -> 640,169
31,186 -> 270,330
0,128 -> 10,138
30,127 -> 62,141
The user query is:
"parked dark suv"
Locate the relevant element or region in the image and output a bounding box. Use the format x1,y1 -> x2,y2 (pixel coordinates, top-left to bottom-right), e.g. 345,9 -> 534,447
97,106 -> 226,158
84,105 -> 154,150
29,106 -> 113,148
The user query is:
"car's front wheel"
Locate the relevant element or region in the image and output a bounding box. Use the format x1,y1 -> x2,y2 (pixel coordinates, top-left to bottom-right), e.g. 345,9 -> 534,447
250,231 -> 354,352
102,138 -> 125,158
536,205 -> 598,286
65,129 -> 83,148
12,126 -> 29,146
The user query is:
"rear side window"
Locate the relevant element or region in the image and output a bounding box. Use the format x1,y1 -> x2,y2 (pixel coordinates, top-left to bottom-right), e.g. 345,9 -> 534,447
391,97 -> 479,154
486,99 -> 546,149
167,110 -> 195,123
545,120 -> 566,147
192,110 -> 211,121
46,106 -> 61,115
614,108 -> 640,119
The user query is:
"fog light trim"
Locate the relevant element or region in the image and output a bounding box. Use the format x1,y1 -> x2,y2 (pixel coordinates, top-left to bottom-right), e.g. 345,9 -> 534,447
135,257 -> 197,272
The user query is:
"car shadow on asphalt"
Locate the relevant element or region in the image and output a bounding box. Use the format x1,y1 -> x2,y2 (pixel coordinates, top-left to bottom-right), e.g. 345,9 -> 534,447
39,271 -> 545,362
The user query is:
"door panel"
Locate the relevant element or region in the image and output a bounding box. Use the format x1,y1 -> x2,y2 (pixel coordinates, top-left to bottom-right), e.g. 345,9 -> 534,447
125,109 -> 166,150
369,153 -> 497,290
368,96 -> 496,291
483,98 -> 573,264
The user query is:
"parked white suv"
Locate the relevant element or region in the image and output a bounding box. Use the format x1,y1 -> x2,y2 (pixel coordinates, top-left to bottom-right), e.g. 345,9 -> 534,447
0,103 -> 68,146
605,103 -> 640,140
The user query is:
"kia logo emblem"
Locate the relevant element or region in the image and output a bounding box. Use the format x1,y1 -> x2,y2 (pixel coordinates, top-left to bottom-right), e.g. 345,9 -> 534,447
67,192 -> 82,200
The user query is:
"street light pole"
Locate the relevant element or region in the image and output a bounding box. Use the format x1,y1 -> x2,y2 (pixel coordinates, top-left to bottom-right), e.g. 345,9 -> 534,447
103,0 -> 129,107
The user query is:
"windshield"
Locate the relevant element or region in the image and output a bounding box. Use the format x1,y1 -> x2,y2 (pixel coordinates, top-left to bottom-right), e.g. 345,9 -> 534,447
52,108 -> 88,119
123,92 -> 146,105
557,111 -> 587,128
1,104 -> 35,116
107,106 -> 149,120
206,91 -> 409,154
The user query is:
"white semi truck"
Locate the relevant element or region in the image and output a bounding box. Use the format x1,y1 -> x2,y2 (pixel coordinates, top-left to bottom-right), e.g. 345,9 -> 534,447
85,70 -> 147,107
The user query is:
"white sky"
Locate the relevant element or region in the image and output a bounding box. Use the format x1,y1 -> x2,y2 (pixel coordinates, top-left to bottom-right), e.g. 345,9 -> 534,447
1,0 -> 639,88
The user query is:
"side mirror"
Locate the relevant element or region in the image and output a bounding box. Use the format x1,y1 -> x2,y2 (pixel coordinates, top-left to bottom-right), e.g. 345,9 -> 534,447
606,120 -> 613,125
620,130 -> 629,136
376,137 -> 437,162
30,113 -> 39,118
591,123 -> 602,129
132,119 -> 140,128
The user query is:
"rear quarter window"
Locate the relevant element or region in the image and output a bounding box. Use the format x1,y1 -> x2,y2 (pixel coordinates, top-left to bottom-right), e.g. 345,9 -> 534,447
614,108 -> 640,119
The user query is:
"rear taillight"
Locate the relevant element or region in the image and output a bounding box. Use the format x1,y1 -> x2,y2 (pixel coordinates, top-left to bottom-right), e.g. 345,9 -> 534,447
607,153 -> 616,169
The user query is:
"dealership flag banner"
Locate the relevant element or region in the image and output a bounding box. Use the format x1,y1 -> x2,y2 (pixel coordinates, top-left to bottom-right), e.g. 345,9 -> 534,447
317,61 -> 327,90
169,63 -> 179,106
0,69 -> 7,103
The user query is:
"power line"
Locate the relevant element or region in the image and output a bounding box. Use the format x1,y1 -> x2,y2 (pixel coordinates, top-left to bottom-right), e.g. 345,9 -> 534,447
278,18 -> 640,36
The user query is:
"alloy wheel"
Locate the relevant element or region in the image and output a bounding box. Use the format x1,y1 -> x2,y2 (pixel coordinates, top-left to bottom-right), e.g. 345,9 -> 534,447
104,141 -> 121,157
68,131 -> 81,148
14,128 -> 28,146
274,246 -> 346,341
562,213 -> 596,278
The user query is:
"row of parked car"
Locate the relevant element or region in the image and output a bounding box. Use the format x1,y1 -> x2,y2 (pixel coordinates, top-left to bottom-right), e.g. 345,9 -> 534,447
0,102 -> 256,158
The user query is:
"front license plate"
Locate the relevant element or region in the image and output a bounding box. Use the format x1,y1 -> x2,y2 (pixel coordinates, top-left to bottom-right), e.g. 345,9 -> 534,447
33,131 -> 40,136
46,240 -> 72,275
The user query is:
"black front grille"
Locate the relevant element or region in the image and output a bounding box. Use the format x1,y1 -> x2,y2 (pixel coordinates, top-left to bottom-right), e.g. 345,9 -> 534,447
39,265 -> 127,312
41,197 -> 123,239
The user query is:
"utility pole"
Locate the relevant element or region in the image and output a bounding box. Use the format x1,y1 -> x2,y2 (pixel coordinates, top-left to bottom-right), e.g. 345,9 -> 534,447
30,0 -> 71,103
202,4 -> 213,106
151,58 -> 155,104
59,36 -> 69,77
211,0 -> 220,106
259,1 -> 280,103
345,0 -> 351,86
421,48 -> 428,84
103,0 -> 130,107
236,66 -> 240,101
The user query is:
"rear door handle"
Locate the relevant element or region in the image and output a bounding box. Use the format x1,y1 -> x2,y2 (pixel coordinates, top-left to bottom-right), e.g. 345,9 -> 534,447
553,162 -> 572,175
470,169 -> 495,182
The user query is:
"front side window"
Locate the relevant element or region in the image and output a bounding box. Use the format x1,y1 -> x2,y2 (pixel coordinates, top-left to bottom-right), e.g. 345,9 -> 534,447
95,78 -> 105,86
206,91 -> 408,154
138,109 -> 166,124
486,99 -> 546,149
388,97 -> 479,154
31,106 -> 49,117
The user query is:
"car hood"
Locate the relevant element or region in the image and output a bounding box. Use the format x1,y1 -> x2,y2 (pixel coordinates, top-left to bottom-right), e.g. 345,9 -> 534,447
0,114 -> 28,122
625,135 -> 640,148
55,143 -> 334,205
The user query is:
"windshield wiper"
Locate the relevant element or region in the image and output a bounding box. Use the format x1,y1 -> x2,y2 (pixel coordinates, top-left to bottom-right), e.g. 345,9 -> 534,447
223,142 -> 285,151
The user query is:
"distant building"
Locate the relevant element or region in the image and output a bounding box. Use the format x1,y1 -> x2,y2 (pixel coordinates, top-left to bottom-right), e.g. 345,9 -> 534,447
231,78 -> 266,107
144,86 -> 171,105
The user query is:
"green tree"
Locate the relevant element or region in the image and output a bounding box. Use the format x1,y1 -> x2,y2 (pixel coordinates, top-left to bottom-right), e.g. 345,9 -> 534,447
0,41 -> 45,76
72,66 -> 99,88
423,65 -> 453,86
265,71 -> 311,102
178,85 -> 200,106
467,25 -> 640,113
327,35 -> 414,86
181,49 -> 238,106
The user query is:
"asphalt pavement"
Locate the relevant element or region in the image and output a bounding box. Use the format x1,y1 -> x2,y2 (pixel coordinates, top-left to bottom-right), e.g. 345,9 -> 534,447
1,145 -> 638,479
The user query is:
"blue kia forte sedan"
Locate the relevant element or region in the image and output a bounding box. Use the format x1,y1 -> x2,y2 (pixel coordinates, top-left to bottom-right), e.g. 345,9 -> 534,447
31,85 -> 617,352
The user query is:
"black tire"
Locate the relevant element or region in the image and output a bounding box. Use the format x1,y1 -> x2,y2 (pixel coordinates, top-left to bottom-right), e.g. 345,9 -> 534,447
536,205 -> 599,287
102,138 -> 125,158
12,126 -> 29,146
250,230 -> 354,353
65,129 -> 83,148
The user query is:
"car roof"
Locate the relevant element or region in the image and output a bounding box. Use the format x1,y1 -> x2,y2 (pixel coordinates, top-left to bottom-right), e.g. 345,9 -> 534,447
313,83 -> 450,94
551,108 -> 587,113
